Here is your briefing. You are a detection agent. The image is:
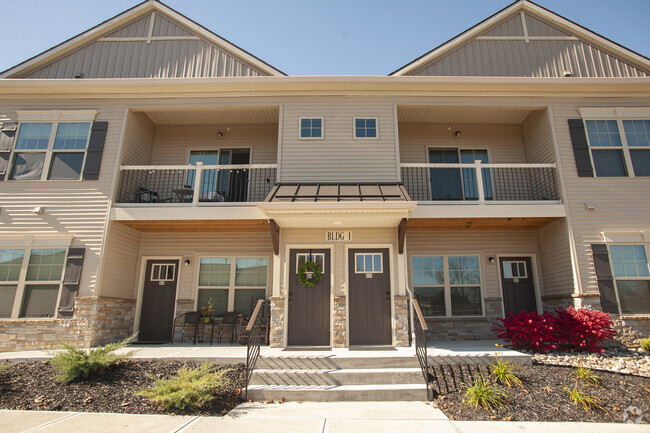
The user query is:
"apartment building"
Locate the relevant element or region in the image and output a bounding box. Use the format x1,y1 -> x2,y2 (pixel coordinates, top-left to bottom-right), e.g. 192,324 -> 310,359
0,0 -> 648,351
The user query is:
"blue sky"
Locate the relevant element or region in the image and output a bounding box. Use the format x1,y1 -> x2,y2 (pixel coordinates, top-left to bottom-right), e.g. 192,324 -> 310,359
0,0 -> 648,75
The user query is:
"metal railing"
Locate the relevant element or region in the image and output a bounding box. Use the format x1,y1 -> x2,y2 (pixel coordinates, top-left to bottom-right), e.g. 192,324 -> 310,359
412,298 -> 432,401
401,162 -> 560,203
115,164 -> 277,205
245,299 -> 268,400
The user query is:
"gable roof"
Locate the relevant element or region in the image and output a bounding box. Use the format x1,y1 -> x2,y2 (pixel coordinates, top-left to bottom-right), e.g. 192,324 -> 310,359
0,0 -> 286,78
390,0 -> 650,77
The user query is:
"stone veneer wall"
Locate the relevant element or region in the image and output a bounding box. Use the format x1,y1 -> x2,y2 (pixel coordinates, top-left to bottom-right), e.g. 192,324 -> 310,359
332,296 -> 346,348
0,296 -> 135,352
611,316 -> 650,347
269,296 -> 285,348
394,296 -> 409,347
425,299 -> 503,341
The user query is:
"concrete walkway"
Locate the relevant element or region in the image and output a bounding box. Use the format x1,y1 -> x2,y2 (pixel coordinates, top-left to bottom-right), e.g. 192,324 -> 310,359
2,402 -> 647,433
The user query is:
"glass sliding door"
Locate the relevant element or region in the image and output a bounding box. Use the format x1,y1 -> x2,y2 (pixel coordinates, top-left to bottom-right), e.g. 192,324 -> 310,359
188,149 -> 250,202
459,149 -> 493,200
429,149 -> 462,200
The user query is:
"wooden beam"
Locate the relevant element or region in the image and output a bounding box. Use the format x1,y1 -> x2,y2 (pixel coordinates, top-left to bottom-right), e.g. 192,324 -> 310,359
398,218 -> 407,254
269,219 -> 280,256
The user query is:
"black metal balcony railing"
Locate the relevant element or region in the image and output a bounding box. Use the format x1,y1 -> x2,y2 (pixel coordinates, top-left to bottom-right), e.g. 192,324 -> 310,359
115,164 -> 277,205
400,162 -> 560,203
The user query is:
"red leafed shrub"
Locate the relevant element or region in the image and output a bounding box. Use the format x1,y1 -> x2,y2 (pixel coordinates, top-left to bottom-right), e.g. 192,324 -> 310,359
492,311 -> 558,353
554,306 -> 615,353
493,307 -> 615,353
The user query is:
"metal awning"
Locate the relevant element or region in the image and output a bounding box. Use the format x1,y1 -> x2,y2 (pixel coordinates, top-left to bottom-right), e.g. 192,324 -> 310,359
265,183 -> 411,202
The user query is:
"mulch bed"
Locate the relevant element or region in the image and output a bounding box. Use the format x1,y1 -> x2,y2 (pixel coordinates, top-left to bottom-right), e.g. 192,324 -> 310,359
0,360 -> 245,416
429,362 -> 650,423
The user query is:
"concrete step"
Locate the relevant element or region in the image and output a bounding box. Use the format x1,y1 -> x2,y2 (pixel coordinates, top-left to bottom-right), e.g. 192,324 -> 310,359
250,368 -> 423,386
247,383 -> 428,402
257,356 -> 420,370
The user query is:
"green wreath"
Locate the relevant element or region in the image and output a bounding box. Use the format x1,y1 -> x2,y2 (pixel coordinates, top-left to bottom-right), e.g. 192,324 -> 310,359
298,261 -> 323,287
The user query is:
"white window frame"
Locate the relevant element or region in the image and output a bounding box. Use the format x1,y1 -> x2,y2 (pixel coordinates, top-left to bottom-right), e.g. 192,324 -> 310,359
195,255 -> 270,314
607,243 -> 650,315
8,111 -> 97,182
150,263 -> 176,282
410,254 -> 485,318
354,253 -> 383,274
353,117 -> 379,140
583,118 -> 650,178
295,253 -> 325,273
502,260 -> 528,279
298,117 -> 324,140
0,246 -> 68,320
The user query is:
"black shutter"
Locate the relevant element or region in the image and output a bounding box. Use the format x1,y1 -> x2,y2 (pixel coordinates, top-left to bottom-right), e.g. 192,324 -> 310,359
0,124 -> 16,181
568,119 -> 594,177
591,244 -> 619,314
58,248 -> 85,317
83,121 -> 108,180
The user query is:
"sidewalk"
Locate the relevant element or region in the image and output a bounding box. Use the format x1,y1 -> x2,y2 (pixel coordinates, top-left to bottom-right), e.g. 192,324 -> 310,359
3,402 -> 647,433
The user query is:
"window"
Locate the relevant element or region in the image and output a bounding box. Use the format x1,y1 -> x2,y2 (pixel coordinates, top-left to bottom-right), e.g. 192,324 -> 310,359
0,248 -> 66,319
411,255 -> 483,317
609,245 -> 650,314
502,261 -> 527,279
150,264 -> 175,282
196,256 -> 268,316
188,149 -> 250,202
585,119 -> 650,177
296,253 -> 325,273
354,118 -> 378,138
10,122 -> 91,180
355,253 -> 382,273
428,148 -> 493,201
299,118 -> 323,139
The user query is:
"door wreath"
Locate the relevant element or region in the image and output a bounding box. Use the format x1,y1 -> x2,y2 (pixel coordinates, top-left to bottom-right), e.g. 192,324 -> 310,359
298,261 -> 323,287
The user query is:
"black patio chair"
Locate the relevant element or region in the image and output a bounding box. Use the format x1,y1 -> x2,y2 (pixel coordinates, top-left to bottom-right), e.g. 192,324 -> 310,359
171,311 -> 202,344
218,311 -> 243,345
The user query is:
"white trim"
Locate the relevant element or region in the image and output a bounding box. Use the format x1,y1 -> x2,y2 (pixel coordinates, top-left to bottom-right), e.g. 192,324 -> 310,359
353,117 -> 379,140
520,12 -> 529,44
133,256 -> 182,338
146,12 -> 156,45
276,104 -> 284,183
98,36 -> 201,42
15,110 -> 98,122
0,234 -> 73,248
601,231 -> 650,244
477,36 -> 578,41
295,253 -> 326,273
392,104 -> 402,182
353,252 -> 383,274
298,117 -> 324,140
580,107 -> 650,119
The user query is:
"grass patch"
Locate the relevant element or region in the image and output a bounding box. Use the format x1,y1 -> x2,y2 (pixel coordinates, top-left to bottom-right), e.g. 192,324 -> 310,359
50,335 -> 135,383
641,337 -> 650,353
569,365 -> 602,387
490,346 -> 523,388
461,374 -> 508,411
563,384 -> 607,413
137,362 -> 230,410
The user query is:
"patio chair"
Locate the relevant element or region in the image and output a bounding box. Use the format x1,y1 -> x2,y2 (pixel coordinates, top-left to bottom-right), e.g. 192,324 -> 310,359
218,312 -> 243,345
171,311 -> 202,344
237,298 -> 269,345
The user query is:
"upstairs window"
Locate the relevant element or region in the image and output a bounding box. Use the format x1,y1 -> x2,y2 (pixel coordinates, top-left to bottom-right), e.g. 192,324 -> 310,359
354,118 -> 378,138
299,118 -> 323,139
10,121 -> 91,181
585,119 -> 650,177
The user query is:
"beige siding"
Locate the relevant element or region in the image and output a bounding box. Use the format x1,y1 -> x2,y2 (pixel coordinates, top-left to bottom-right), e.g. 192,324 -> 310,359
399,123 -> 527,164
406,230 -> 545,299
550,99 -> 650,295
135,232 -> 274,301
280,99 -> 398,182
536,219 -> 573,297
99,222 -> 141,299
148,124 -> 278,165
20,12 -> 266,79
121,112 -> 154,166
522,110 -> 555,163
410,12 -> 648,78
0,101 -> 127,297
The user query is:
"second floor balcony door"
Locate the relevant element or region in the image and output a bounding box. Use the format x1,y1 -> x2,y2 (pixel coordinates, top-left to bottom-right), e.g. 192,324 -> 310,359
429,148 -> 493,201
188,149 -> 250,202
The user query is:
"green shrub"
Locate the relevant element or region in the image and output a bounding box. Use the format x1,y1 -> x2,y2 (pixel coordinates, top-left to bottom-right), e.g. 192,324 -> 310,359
0,362 -> 11,373
50,335 -> 134,383
641,337 -> 650,352
137,362 -> 230,410
461,374 -> 507,411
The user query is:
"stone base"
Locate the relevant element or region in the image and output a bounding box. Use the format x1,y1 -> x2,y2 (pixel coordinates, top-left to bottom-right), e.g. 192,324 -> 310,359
269,296 -> 285,348
0,296 -> 135,352
333,296 -> 346,347
425,299 -> 503,341
611,315 -> 650,347
394,296 -> 409,347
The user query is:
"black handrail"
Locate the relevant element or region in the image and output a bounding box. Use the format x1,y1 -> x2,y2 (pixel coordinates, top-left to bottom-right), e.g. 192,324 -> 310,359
245,299 -> 268,400
412,298 -> 432,400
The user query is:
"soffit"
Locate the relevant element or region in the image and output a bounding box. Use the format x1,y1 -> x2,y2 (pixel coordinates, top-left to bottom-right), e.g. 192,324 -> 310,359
138,106 -> 279,125
398,105 -> 537,125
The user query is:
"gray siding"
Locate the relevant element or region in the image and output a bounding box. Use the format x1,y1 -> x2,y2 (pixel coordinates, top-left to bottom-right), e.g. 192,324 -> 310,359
410,12 -> 648,78
20,12 -> 267,79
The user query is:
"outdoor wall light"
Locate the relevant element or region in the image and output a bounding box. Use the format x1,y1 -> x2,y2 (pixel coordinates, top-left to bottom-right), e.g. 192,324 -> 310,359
488,256 -> 495,264
217,131 -> 224,138
454,130 -> 461,137
33,206 -> 44,215
184,259 -> 191,266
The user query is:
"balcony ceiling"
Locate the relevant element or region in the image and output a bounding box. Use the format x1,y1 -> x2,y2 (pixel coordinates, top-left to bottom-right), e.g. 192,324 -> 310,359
398,105 -> 541,124
137,106 -> 279,125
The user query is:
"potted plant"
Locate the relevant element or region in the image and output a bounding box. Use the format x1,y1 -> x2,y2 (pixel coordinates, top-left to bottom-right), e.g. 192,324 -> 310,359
201,297 -> 216,323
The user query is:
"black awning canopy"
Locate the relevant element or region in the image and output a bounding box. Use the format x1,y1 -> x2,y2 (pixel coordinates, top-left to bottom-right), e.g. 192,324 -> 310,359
265,183 -> 411,202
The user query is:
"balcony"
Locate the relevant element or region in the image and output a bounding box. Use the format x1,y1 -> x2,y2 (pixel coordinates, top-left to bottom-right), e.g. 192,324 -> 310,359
115,164 -> 277,206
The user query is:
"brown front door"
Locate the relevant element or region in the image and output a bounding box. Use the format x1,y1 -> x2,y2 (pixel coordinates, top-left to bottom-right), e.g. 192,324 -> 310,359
288,249 -> 331,346
138,260 -> 179,342
349,249 -> 392,345
500,257 -> 538,316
